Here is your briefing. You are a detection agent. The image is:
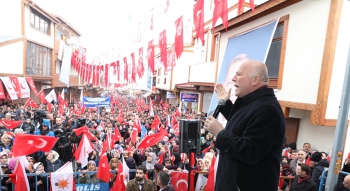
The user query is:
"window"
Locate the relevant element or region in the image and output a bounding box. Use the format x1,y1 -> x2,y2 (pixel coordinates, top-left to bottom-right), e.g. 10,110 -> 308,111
26,41 -> 52,76
30,9 -> 50,34
265,15 -> 289,89
210,33 -> 220,61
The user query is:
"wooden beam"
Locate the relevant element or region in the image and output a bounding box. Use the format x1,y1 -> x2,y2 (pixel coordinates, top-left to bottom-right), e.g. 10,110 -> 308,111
310,0 -> 343,125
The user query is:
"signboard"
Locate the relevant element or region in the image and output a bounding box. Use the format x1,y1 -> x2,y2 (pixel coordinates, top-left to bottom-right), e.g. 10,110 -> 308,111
180,93 -> 198,102
180,93 -> 198,113
76,183 -> 109,191
83,97 -> 110,108
167,91 -> 176,99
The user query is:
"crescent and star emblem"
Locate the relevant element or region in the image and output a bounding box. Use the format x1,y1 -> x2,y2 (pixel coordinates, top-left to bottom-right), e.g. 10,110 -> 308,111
176,179 -> 188,189
6,80 -> 13,90
1,121 -> 10,127
177,27 -> 182,36
28,138 -> 47,149
146,137 -> 155,144
20,81 -> 27,90
197,10 -> 201,18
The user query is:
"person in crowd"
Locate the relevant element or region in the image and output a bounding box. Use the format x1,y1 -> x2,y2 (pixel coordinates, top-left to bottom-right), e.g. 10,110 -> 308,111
38,150 -> 63,173
35,119 -> 55,136
51,117 -> 63,131
20,117 -> 35,134
126,165 -> 154,191
203,60 -> 285,191
126,157 -> 137,180
0,121 -> 11,136
31,162 -> 47,191
54,121 -> 73,163
336,174 -> 350,191
157,171 -> 175,191
142,152 -> 157,179
79,160 -> 99,184
303,142 -> 312,162
289,150 -> 307,175
310,152 -> 329,188
290,163 -> 317,191
109,157 -> 119,187
0,132 -> 13,152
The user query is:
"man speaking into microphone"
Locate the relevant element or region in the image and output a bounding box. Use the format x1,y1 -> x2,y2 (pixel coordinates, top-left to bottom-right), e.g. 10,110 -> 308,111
204,60 -> 285,191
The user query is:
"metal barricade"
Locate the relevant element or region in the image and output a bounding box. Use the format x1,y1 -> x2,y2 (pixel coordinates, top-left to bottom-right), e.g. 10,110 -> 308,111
318,169 -> 350,191
0,169 -> 150,191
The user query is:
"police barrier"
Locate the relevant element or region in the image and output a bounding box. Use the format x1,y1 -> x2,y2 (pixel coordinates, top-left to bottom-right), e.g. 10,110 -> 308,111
318,169 -> 349,191
0,169 -> 147,191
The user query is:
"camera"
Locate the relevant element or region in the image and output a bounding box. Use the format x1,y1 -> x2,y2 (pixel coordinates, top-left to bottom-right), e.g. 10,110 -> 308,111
77,118 -> 87,128
34,110 -> 47,123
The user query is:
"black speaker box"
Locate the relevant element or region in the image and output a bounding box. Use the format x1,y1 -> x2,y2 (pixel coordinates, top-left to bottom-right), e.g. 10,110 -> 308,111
179,119 -> 201,154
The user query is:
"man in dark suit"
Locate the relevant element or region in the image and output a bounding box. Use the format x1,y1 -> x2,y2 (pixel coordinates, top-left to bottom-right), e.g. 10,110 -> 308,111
158,171 -> 175,191
126,165 -> 153,191
336,174 -> 350,191
204,60 -> 285,191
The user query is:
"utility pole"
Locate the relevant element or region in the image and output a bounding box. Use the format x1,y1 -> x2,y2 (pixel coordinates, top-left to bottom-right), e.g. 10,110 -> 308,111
325,45 -> 350,190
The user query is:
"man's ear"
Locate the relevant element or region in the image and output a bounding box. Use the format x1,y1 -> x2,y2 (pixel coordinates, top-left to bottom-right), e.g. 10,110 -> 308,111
252,76 -> 260,85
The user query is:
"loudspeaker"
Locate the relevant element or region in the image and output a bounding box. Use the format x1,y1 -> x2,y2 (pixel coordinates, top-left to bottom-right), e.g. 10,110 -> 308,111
179,119 -> 201,154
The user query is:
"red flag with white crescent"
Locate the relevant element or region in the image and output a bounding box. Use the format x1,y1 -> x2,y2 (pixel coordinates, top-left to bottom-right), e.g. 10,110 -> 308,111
0,120 -> 23,129
193,0 -> 205,45
212,0 -> 228,30
147,40 -> 155,73
137,128 -> 168,149
25,97 -> 38,108
159,30 -> 168,69
25,77 -> 38,95
170,171 -> 189,191
11,134 -> 58,156
174,16 -> 184,59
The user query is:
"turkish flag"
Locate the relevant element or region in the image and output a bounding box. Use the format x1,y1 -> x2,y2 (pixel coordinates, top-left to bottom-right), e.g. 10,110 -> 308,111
0,83 -> 5,100
8,158 -> 30,191
151,115 -> 162,129
137,47 -> 144,78
147,40 -> 155,74
37,90 -> 47,104
116,61 -> 120,81
131,128 -> 138,144
81,102 -> 86,115
104,63 -> 109,87
11,134 -> 58,156
205,155 -> 217,191
158,152 -> 164,164
9,76 -> 22,98
175,16 -> 184,59
238,0 -> 255,14
170,171 -> 189,191
171,114 -> 178,127
74,134 -> 95,168
133,118 -> 141,133
131,53 -> 136,83
159,30 -> 168,69
73,126 -> 98,142
47,103 -> 52,113
97,141 -> 111,183
175,107 -> 181,116
0,120 -> 23,129
113,127 -> 122,143
111,161 -> 126,191
137,128 -> 168,149
193,0 -> 205,46
25,77 -> 37,95
25,97 -> 38,108
212,0 -> 228,30
117,114 -> 124,123
123,57 -> 128,83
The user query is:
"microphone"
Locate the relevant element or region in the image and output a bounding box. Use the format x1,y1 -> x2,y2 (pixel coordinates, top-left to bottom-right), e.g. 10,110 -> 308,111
212,99 -> 227,118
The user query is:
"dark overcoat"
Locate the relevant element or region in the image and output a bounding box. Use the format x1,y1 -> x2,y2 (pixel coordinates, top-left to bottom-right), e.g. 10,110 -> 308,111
215,88 -> 285,191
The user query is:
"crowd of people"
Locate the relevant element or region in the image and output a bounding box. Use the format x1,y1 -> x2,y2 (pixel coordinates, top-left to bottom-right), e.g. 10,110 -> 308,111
0,96 -> 212,191
0,93 -> 349,191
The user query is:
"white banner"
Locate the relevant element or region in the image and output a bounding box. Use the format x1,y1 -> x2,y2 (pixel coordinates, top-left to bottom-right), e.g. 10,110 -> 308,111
59,44 -> 72,85
45,89 -> 57,103
0,77 -> 18,100
17,77 -> 30,98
